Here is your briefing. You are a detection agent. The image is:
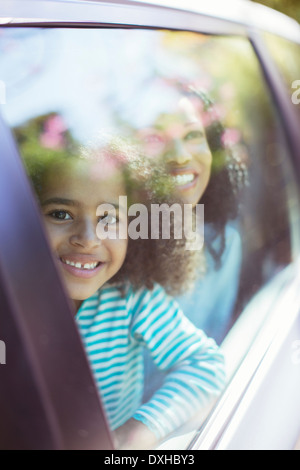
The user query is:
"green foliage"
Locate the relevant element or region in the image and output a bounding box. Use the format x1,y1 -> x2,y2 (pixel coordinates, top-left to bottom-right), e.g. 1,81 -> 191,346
251,0 -> 300,23
14,113 -> 78,195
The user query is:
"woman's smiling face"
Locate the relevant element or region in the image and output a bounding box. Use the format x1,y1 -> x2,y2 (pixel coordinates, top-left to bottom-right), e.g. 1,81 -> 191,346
40,159 -> 128,309
138,97 -> 213,207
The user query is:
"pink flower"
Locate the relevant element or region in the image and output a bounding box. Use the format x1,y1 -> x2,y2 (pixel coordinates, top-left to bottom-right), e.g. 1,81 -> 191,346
40,115 -> 67,149
221,128 -> 241,147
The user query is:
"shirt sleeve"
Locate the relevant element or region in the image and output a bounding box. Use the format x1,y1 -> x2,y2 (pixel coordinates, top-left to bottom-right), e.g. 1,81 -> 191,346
129,283 -> 226,440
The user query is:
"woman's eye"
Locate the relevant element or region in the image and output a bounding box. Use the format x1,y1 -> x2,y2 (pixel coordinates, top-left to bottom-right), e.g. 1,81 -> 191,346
99,214 -> 118,225
184,130 -> 204,141
48,210 -> 72,221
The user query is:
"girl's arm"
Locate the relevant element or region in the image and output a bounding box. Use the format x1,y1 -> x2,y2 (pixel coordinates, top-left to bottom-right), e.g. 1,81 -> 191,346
114,418 -> 157,450
124,283 -> 226,447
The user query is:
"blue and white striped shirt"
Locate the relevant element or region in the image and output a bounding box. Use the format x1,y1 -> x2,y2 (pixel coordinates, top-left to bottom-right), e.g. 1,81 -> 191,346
76,282 -> 226,439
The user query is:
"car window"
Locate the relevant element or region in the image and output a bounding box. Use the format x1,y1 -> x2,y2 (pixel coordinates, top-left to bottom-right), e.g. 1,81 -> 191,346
0,27 -> 299,449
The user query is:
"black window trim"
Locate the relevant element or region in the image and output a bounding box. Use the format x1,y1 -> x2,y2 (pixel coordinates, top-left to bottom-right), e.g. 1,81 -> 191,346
249,29 -> 300,183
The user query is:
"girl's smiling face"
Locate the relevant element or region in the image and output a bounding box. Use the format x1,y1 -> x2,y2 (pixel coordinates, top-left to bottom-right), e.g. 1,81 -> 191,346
40,159 -> 128,309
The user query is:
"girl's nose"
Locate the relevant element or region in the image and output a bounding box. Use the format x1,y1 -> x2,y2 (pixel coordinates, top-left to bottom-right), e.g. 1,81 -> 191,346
164,139 -> 193,166
70,219 -> 101,249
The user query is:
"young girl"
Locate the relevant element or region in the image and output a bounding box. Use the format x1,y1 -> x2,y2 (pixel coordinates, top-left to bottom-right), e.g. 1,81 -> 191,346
17,116 -> 226,449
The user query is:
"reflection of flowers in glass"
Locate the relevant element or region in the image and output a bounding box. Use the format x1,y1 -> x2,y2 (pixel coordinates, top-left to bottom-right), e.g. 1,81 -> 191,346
222,128 -> 249,191
136,128 -> 166,158
221,128 -> 241,148
187,86 -> 250,190
79,132 -> 141,182
39,115 -> 68,149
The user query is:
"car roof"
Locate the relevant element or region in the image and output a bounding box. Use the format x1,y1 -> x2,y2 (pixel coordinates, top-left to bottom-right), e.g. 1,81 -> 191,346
133,0 -> 298,29
1,0 -> 300,43
134,0 -> 300,40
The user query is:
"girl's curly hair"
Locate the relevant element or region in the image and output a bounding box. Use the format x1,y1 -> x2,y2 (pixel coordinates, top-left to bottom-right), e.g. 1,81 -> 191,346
113,177 -> 204,296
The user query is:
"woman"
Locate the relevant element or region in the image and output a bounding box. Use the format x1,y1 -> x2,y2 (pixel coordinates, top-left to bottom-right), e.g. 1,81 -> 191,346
138,84 -> 248,401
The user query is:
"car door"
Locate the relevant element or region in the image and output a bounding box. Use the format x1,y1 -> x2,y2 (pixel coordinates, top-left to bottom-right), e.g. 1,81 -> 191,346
0,0 -> 300,450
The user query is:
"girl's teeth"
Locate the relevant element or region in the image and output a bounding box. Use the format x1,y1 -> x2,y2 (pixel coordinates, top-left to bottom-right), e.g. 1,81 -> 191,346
172,174 -> 195,185
63,259 -> 98,270
83,262 -> 97,269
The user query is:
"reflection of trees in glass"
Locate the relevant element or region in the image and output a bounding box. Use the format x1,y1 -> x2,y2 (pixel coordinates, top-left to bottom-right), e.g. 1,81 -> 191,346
263,33 -> 300,88
13,112 -> 176,206
13,113 -> 79,194
161,32 -> 291,293
158,32 -> 273,149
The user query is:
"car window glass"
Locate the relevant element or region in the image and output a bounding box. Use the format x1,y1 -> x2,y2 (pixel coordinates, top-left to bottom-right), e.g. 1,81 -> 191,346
263,32 -> 300,117
0,27 -> 298,449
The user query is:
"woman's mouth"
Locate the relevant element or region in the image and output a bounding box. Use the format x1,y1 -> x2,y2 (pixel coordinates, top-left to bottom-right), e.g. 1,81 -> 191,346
170,171 -> 199,190
59,256 -> 104,278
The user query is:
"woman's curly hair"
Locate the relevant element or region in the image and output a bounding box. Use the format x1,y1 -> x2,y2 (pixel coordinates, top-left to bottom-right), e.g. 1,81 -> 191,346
14,113 -> 203,297
183,86 -> 248,267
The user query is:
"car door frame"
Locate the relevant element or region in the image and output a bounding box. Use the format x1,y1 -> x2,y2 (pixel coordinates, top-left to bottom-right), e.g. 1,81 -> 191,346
1,0 -> 300,450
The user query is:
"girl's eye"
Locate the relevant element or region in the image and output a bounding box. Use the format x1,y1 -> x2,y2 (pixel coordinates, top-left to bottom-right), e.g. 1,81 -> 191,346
99,213 -> 118,225
48,210 -> 72,221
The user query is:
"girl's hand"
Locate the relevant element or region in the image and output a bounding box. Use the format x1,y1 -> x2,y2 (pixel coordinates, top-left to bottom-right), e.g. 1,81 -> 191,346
114,418 -> 157,450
